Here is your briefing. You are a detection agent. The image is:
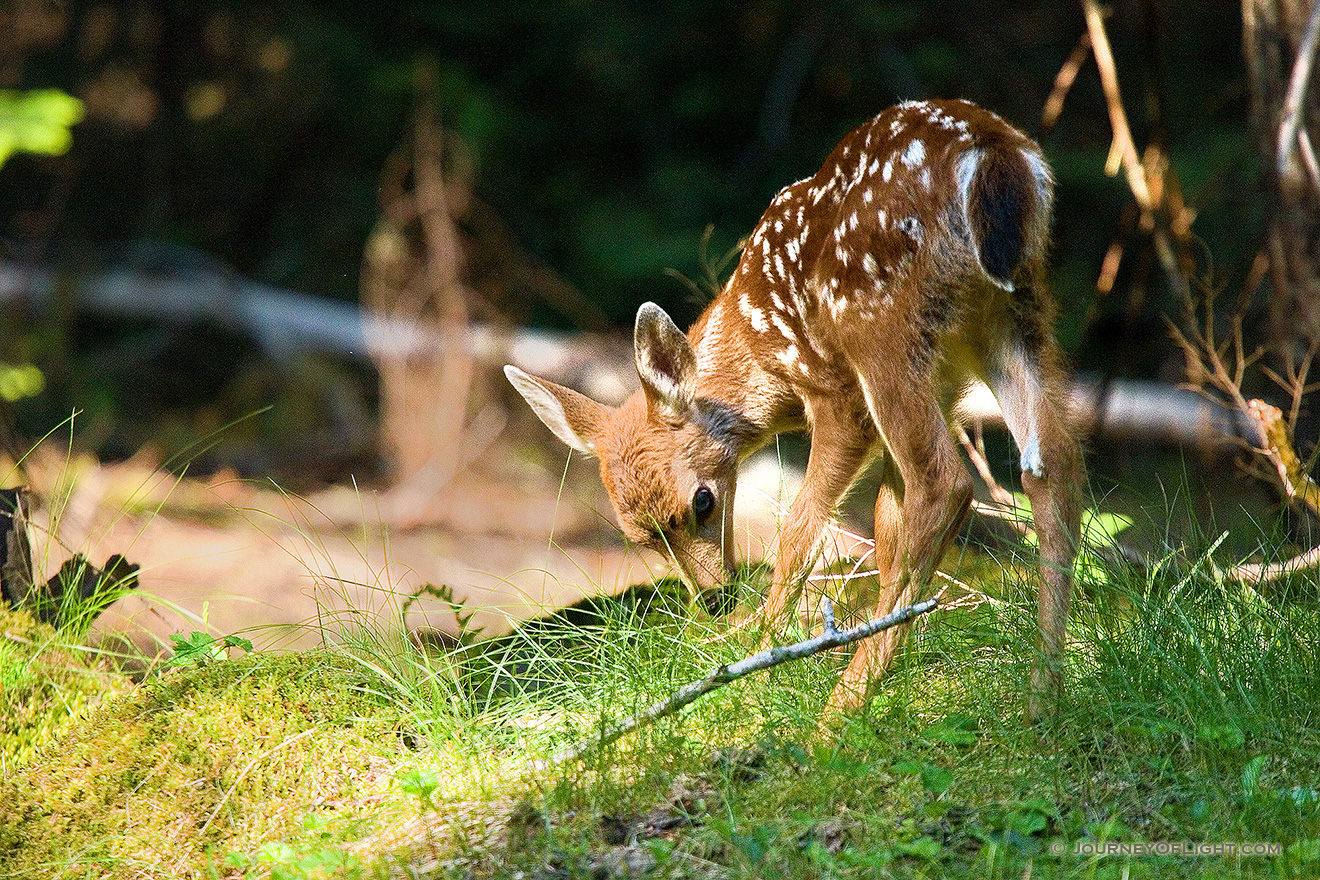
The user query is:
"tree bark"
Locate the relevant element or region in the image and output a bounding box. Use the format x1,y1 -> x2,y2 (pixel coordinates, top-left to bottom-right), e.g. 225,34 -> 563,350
1244,0 -> 1320,352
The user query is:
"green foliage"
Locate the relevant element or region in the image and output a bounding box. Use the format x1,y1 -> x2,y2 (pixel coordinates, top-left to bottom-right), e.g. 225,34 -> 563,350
224,827 -> 368,880
162,631 -> 254,669
0,89 -> 83,167
894,759 -> 953,795
394,767 -> 440,811
0,362 -> 45,403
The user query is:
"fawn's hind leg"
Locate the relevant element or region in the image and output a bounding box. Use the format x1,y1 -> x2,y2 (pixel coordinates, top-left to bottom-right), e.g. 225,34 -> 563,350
987,332 -> 1083,720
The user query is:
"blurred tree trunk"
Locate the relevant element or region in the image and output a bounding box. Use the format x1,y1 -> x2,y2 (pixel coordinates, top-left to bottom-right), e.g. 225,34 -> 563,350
1244,0 -> 1320,353
361,66 -> 476,498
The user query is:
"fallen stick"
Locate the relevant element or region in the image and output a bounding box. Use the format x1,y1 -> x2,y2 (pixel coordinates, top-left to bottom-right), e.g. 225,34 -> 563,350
548,596 -> 938,765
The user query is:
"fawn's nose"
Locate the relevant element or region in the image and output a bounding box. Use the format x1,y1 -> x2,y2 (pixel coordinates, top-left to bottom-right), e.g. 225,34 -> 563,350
670,541 -> 732,593
675,550 -> 738,617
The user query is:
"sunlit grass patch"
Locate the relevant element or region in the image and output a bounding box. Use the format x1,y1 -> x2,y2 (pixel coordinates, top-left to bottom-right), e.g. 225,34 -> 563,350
0,606 -> 133,774
0,650 -> 410,879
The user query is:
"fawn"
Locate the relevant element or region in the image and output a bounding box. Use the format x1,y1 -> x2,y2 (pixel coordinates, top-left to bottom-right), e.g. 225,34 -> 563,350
506,99 -> 1083,717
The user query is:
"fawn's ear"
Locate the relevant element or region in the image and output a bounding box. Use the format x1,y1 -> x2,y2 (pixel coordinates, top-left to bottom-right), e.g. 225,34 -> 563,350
505,365 -> 611,456
634,302 -> 697,416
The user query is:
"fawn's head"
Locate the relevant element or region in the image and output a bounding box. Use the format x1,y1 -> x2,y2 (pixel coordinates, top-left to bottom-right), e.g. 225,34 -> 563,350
506,303 -> 739,593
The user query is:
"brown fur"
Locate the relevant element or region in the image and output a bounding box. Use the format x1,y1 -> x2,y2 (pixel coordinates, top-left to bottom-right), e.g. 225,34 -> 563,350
507,100 -> 1083,718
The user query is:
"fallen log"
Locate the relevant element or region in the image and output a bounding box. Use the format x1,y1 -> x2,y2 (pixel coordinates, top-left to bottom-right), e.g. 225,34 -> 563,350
0,255 -> 1260,450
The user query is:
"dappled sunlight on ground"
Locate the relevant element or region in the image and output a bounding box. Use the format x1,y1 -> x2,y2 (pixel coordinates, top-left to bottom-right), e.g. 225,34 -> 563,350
10,442 -> 807,662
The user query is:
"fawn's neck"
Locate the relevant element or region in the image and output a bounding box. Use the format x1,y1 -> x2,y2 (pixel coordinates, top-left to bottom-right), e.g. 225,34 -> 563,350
683,288 -> 807,457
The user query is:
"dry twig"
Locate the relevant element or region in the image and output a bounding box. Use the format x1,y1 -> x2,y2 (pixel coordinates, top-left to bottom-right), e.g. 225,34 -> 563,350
546,596 -> 938,765
1041,30 -> 1092,130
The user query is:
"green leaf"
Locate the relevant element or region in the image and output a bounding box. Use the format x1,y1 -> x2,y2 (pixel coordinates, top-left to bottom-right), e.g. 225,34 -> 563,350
0,89 -> 85,168
1198,722 -> 1246,750
922,715 -> 979,746
729,833 -> 766,863
224,635 -> 253,653
1006,810 -> 1048,835
895,760 -> 952,794
1018,797 -> 1055,813
728,825 -> 775,864
164,631 -> 251,669
395,768 -> 440,808
256,840 -> 297,865
1086,818 -> 1129,838
1240,754 -> 1268,802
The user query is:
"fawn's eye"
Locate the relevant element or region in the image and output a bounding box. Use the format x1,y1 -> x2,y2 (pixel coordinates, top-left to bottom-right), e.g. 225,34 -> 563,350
692,486 -> 716,524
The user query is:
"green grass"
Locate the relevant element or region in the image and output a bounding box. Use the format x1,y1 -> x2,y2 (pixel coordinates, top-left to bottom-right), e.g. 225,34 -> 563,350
2,518 -> 1319,879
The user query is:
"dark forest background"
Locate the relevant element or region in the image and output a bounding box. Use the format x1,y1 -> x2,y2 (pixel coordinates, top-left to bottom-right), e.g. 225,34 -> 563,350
0,1 -> 1261,483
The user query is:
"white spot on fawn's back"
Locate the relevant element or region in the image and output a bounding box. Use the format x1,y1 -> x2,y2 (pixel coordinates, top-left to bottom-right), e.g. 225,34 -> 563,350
902,139 -> 926,168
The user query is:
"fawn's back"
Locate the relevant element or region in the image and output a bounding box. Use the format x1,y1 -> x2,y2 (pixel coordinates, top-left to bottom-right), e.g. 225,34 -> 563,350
698,98 -> 1053,414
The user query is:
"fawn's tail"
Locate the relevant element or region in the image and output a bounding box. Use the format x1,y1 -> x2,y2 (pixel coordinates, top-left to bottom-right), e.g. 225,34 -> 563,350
961,140 -> 1052,290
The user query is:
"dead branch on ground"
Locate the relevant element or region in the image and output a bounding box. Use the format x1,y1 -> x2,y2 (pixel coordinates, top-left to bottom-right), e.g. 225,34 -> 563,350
546,596 -> 938,766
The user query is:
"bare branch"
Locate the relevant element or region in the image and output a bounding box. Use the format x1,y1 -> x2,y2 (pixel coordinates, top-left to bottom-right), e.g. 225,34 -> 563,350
1082,0 -> 1151,205
545,597 -> 939,765
1042,30 -> 1092,130
956,424 -> 1017,509
1081,0 -> 1191,301
1223,544 -> 1320,585
1297,128 -> 1320,197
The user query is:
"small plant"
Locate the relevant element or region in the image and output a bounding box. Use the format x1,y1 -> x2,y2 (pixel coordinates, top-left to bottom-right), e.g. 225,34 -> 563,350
225,838 -> 366,880
394,767 -> 440,812
162,631 -> 253,669
894,759 -> 953,796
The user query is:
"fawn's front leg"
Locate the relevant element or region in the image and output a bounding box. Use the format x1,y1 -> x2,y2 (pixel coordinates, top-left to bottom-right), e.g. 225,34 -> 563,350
758,397 -> 875,632
827,385 -> 973,712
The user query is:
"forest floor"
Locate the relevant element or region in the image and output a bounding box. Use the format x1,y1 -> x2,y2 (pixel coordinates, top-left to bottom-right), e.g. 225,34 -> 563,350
2,443 -> 1319,879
